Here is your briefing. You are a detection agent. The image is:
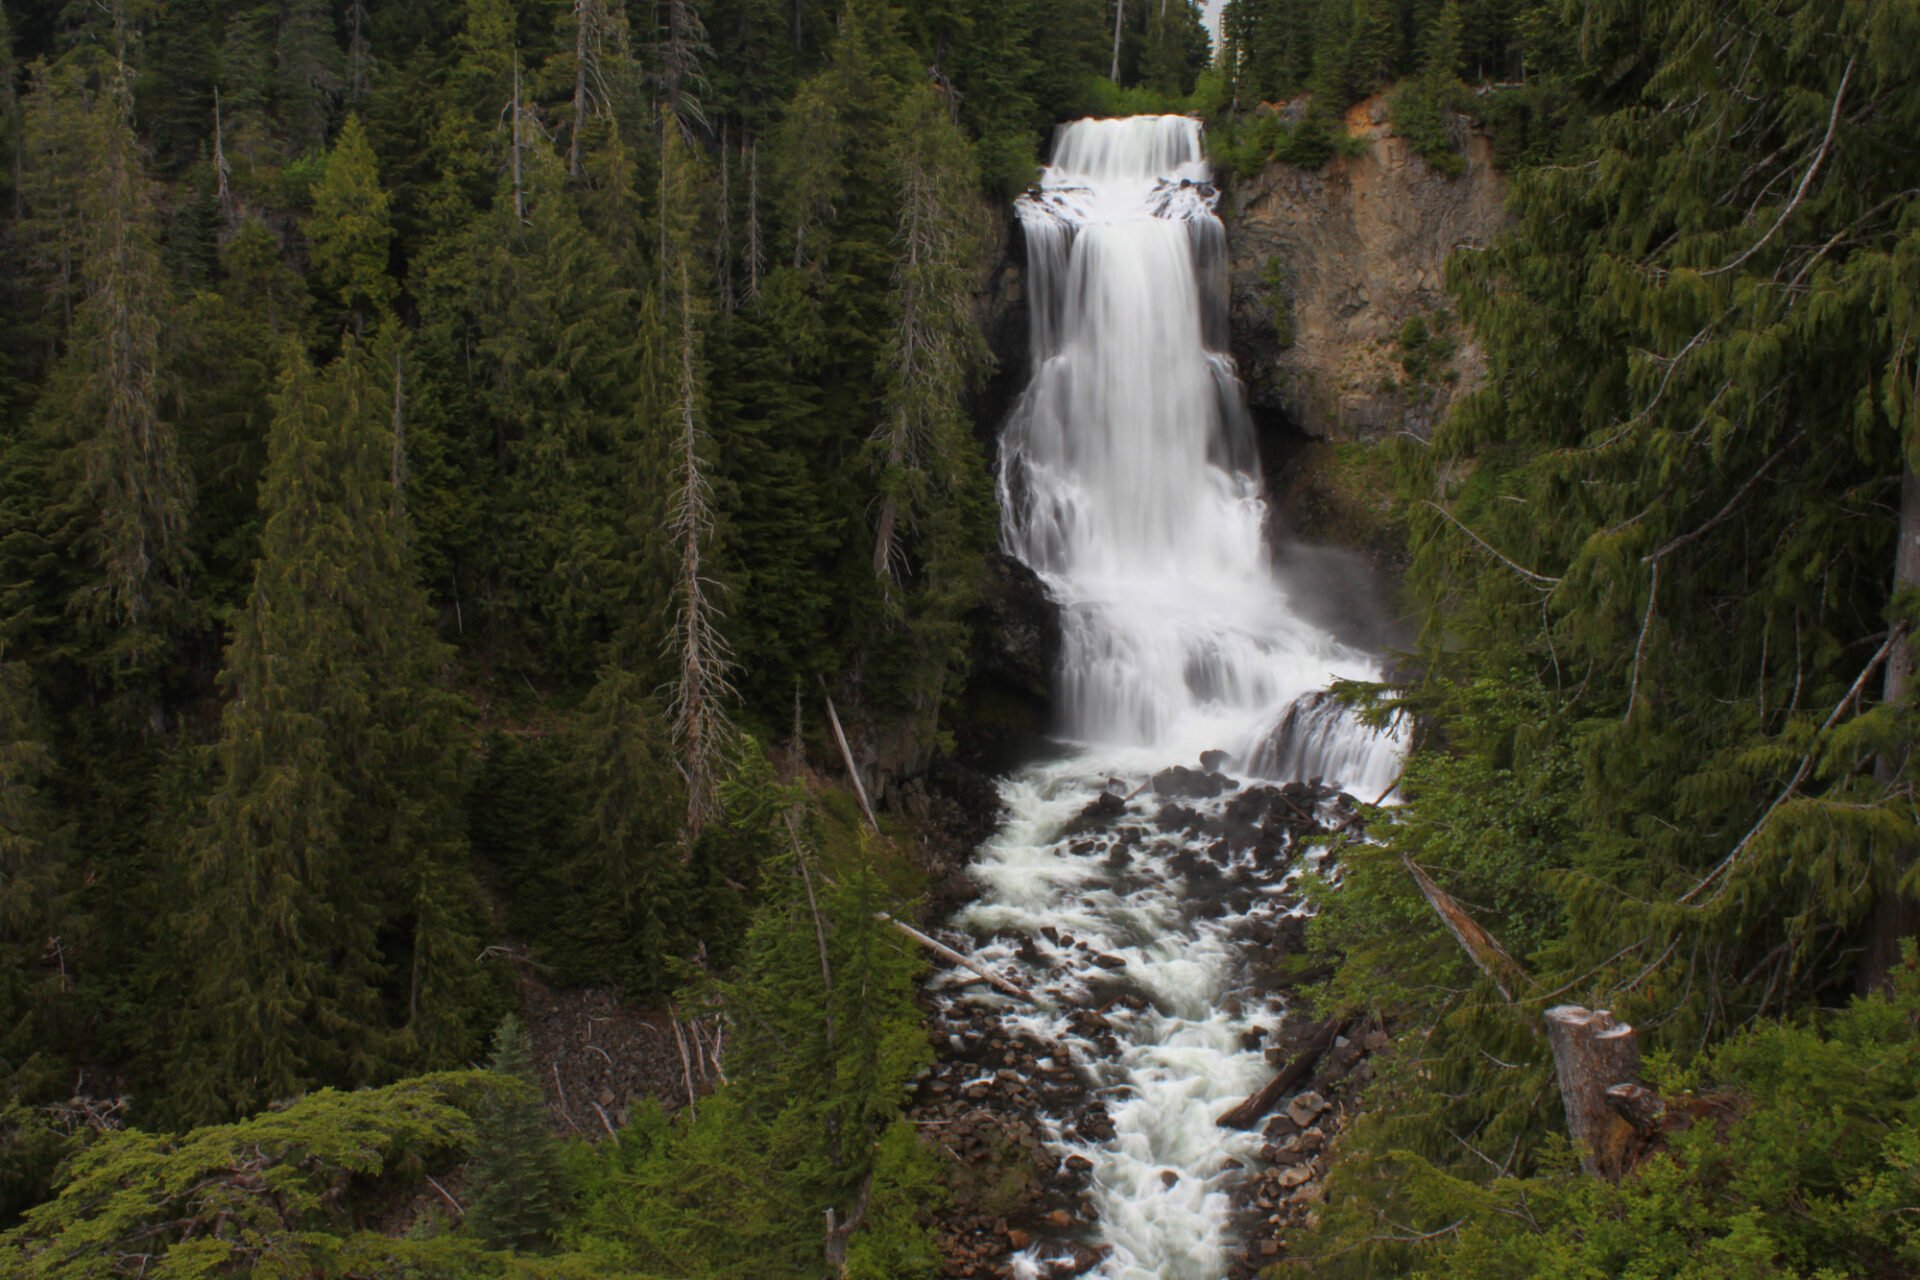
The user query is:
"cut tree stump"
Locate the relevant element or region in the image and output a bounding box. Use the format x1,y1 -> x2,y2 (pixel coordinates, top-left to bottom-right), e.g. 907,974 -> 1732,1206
1544,1005 -> 1645,1180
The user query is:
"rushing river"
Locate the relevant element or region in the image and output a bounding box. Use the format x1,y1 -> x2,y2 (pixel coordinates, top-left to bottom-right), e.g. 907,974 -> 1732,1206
942,116 -> 1401,1279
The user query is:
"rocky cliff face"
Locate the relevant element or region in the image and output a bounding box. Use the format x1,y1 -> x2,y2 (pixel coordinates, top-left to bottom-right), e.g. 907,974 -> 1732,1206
1226,100 -> 1507,442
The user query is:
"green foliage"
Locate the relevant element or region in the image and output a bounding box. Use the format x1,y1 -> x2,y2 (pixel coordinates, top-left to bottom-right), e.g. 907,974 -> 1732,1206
566,804 -> 938,1278
1308,961 -> 1920,1278
468,1017 -> 571,1253
309,114 -> 396,333
0,1073 -> 505,1277
0,0 -> 1110,1253
1260,256 -> 1295,348
173,339 -> 483,1123
1306,1 -> 1920,1270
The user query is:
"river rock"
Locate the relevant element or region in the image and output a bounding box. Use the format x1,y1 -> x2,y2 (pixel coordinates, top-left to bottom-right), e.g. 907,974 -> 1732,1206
1151,764 -> 1240,798
1286,1090 -> 1329,1127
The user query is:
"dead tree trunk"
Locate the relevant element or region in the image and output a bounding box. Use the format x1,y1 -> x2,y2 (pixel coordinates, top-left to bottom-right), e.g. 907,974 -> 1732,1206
879,913 -> 1039,1004
1404,854 -> 1527,999
1216,1018 -> 1341,1130
1544,1005 -> 1644,1180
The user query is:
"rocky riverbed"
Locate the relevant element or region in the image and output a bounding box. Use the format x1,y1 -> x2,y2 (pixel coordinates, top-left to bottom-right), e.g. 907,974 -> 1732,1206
906,754 -> 1395,1278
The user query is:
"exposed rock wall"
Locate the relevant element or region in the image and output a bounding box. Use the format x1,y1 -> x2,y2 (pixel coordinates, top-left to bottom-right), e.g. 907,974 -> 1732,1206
1226,101 -> 1508,442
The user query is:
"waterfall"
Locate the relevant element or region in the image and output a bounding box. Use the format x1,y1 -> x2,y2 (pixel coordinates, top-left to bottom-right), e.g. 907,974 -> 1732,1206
939,116 -> 1403,1279
1000,115 -> 1396,782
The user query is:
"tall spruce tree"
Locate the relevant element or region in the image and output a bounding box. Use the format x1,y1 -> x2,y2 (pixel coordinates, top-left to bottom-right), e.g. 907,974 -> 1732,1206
177,340 -> 477,1122
869,82 -> 986,590
466,1014 -> 569,1251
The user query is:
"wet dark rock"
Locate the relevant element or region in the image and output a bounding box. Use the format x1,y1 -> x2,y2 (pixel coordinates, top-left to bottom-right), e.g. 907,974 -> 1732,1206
1152,764 -> 1237,799
1200,749 -> 1231,772
1074,790 -> 1127,826
1090,953 -> 1127,970
1154,803 -> 1206,832
953,552 -> 1062,775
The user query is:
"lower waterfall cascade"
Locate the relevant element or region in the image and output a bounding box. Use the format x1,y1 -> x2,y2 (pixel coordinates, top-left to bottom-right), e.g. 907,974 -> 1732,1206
933,115 -> 1403,1279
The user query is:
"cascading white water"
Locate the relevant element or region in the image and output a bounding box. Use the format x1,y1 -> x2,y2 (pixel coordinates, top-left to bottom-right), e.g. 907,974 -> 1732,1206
999,117 -> 1394,767
944,116 -> 1402,1279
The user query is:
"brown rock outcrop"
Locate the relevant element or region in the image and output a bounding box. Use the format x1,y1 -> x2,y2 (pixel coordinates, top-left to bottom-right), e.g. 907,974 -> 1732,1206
1226,98 -> 1508,442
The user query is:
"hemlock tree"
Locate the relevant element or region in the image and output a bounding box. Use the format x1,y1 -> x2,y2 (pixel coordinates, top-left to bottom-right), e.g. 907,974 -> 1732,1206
869,81 -> 987,588
176,341 -> 479,1122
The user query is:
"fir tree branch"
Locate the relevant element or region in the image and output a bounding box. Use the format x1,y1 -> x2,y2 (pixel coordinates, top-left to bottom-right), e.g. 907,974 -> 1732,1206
1419,500 -> 1561,589
1643,428 -> 1802,564
1703,56 -> 1854,279
1682,622 -> 1907,906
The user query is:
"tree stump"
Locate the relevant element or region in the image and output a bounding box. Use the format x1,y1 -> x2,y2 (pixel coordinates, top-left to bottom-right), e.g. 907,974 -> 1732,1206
1543,1005 -> 1644,1179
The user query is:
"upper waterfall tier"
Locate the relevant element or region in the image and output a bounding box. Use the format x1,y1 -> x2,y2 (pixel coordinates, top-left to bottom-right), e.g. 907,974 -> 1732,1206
1046,115 -> 1211,185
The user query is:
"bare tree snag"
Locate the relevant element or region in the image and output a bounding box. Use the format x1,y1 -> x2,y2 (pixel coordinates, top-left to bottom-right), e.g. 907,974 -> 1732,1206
1216,1018 -> 1341,1130
1544,1005 -> 1644,1179
1403,855 -> 1527,1000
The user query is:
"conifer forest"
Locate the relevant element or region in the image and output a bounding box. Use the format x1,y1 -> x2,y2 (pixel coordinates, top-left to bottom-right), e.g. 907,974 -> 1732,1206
1,0 -> 1918,1276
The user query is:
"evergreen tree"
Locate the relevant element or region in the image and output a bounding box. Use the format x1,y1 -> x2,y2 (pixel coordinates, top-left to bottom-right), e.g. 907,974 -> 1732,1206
1418,0 -> 1464,90
466,1015 -> 569,1252
570,667 -> 687,993
869,82 -> 986,590
28,44 -> 193,667
1352,0 -> 1400,92
176,341 -> 478,1121
309,114 -> 395,336
274,0 -> 339,149
0,657 -> 71,1099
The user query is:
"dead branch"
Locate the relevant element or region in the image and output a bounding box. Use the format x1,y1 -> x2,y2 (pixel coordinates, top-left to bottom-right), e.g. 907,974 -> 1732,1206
1682,623 -> 1907,904
1704,57 -> 1854,278
823,690 -> 881,833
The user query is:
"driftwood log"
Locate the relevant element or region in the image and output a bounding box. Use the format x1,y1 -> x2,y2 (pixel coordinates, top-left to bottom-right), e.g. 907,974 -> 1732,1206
1544,1005 -> 1645,1179
1215,1018 -> 1341,1130
878,913 -> 1041,1004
